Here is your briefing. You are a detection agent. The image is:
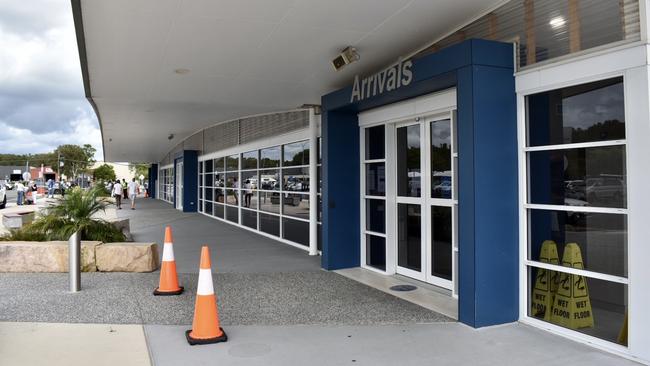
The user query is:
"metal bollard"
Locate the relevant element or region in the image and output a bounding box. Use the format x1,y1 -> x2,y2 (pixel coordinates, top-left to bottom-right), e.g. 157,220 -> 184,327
69,231 -> 81,292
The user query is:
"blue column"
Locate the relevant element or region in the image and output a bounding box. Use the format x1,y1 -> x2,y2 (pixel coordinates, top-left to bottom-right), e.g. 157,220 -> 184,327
457,64 -> 518,327
148,163 -> 158,199
321,110 -> 360,270
182,150 -> 198,213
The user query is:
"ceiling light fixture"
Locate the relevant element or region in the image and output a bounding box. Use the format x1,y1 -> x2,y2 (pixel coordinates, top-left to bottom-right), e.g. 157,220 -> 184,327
549,16 -> 566,28
168,134 -> 174,140
174,68 -> 190,75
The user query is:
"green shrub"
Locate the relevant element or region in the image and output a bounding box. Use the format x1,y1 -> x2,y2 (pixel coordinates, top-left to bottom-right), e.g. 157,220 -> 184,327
1,185 -> 125,242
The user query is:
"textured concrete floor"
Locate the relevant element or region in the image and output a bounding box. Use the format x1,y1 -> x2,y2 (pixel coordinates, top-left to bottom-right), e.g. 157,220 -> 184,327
0,272 -> 451,325
144,323 -> 639,366
0,322 -> 151,366
119,198 -> 321,274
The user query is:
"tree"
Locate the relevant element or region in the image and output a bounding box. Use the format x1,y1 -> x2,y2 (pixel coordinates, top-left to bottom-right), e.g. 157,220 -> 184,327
55,144 -> 96,179
93,164 -> 116,182
128,163 -> 150,180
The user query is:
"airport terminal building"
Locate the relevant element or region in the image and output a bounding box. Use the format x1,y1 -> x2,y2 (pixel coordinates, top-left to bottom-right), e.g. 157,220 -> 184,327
73,0 -> 650,363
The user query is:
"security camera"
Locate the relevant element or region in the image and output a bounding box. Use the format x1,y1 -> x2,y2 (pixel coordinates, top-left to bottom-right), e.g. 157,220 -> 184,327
332,47 -> 360,71
168,134 -> 174,140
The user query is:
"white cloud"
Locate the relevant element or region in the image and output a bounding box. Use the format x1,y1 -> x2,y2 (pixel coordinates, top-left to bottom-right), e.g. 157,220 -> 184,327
0,0 -> 103,156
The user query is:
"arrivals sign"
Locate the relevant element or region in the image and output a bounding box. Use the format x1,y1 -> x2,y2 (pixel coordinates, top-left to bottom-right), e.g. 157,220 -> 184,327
350,59 -> 413,103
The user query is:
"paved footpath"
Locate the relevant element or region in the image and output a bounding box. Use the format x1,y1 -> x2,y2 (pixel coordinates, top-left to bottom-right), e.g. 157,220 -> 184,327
0,199 -> 641,365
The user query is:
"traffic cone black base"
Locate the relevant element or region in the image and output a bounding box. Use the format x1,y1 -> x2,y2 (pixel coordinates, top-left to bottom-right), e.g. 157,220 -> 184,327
185,328 -> 228,346
153,286 -> 184,296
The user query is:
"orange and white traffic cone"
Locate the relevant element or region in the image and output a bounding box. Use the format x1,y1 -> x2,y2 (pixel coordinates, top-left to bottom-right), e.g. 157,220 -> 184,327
153,226 -> 184,296
185,246 -> 227,345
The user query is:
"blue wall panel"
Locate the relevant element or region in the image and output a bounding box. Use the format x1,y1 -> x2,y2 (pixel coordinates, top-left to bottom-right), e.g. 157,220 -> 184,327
321,110 -> 361,270
148,163 -> 158,199
182,150 -> 198,213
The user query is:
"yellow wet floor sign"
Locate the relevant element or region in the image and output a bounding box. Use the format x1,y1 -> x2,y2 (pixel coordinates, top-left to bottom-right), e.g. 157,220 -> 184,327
531,240 -> 559,321
551,243 -> 594,329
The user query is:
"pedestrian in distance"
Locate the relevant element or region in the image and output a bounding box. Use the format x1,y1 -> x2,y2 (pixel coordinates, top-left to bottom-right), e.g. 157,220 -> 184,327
46,178 -> 54,198
122,179 -> 128,200
128,178 -> 138,210
113,179 -> 123,209
15,181 -> 25,206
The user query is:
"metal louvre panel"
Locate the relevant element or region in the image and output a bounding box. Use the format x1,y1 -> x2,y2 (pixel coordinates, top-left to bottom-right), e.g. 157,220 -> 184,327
183,131 -> 203,152
240,111 -> 309,144
204,120 -> 239,154
417,0 -> 640,69
171,142 -> 183,159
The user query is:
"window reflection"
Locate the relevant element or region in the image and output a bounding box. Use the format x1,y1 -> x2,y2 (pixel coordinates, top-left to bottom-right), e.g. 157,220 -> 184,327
241,151 -> 258,170
259,169 -> 280,190
529,146 -> 626,208
397,124 -> 421,197
260,146 -> 281,168
431,119 -> 452,199
283,167 -> 309,192
528,78 -> 625,146
283,140 -> 310,166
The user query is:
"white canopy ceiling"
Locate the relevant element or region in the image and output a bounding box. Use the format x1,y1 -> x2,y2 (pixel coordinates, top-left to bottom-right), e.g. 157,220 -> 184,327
75,0 -> 503,162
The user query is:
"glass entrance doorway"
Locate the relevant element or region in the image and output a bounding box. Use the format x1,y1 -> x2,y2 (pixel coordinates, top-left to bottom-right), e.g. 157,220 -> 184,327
394,116 -> 456,289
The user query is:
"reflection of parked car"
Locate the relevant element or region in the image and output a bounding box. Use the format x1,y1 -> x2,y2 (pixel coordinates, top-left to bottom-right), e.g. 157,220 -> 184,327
433,181 -> 452,198
260,177 -> 277,190
586,177 -> 625,204
270,193 -> 301,206
564,180 -> 585,200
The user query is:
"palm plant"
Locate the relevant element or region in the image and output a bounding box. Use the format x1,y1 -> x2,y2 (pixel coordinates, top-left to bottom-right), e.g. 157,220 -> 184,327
23,185 -> 125,242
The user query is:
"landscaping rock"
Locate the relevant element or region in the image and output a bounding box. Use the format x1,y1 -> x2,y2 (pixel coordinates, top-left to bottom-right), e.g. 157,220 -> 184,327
108,218 -> 132,241
95,242 -> 159,272
0,241 -> 101,272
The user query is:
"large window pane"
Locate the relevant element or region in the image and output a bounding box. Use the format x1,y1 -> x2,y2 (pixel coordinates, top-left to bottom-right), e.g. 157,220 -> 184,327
431,119 -> 452,199
260,213 -> 279,237
214,173 -> 225,188
259,169 -> 280,190
397,203 -> 421,271
260,146 -> 281,168
283,167 -> 309,192
527,267 -> 627,345
283,140 -> 310,166
242,151 -> 258,170
282,218 -> 309,246
204,173 -> 213,187
397,124 -> 421,197
283,193 -> 309,220
214,189 -> 224,203
365,125 -> 385,160
226,205 -> 238,224
259,191 -> 280,213
225,189 -> 239,206
529,146 -> 626,208
527,77 -> 625,147
204,159 -> 213,173
529,210 -> 627,277
226,154 -> 239,171
204,187 -> 213,201
213,203 -> 224,218
214,158 -> 225,172
242,189 -> 258,209
366,235 -> 386,271
241,170 -> 258,188
366,199 -> 385,234
226,173 -> 239,189
365,163 -> 385,196
242,208 -> 257,229
431,206 -> 452,280
204,201 -> 212,215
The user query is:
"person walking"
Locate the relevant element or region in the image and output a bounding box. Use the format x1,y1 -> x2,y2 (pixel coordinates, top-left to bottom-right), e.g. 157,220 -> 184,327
113,179 -> 123,209
46,178 -> 54,198
128,178 -> 138,210
122,179 -> 128,201
244,179 -> 252,208
15,181 -> 25,206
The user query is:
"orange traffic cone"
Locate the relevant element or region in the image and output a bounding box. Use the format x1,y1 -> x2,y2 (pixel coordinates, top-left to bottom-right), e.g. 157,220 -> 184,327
185,246 -> 227,345
153,226 -> 184,296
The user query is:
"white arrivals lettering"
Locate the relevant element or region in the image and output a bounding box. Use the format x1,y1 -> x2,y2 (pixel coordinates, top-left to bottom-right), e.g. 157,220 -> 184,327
350,59 -> 414,103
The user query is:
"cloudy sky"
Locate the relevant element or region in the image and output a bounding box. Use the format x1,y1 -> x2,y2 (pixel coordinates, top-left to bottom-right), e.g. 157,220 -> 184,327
0,0 -> 103,160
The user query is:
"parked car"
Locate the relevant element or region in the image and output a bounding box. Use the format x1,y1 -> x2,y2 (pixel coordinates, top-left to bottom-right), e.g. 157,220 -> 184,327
3,181 -> 13,190
0,186 -> 6,209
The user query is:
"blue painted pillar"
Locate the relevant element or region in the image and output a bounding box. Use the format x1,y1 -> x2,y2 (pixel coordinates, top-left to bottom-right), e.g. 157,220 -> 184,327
457,64 -> 518,327
321,110 -> 361,270
182,150 -> 198,212
148,163 -> 158,199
